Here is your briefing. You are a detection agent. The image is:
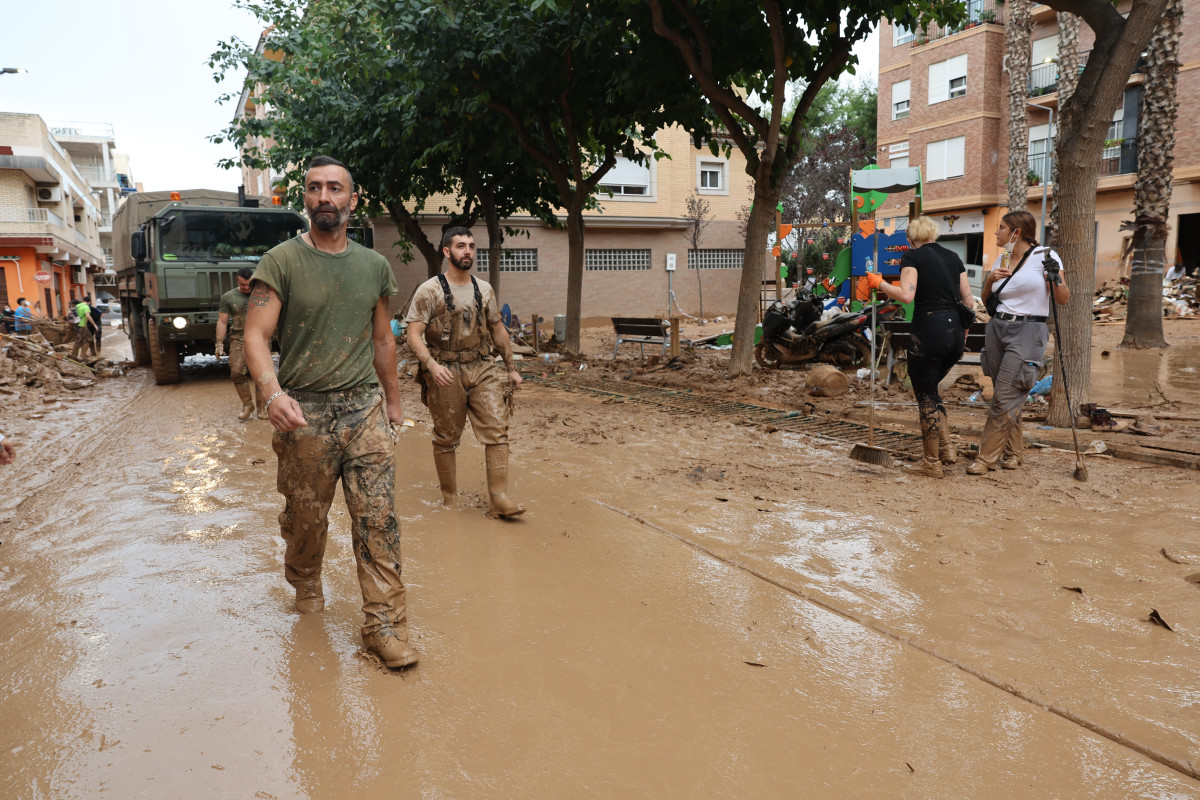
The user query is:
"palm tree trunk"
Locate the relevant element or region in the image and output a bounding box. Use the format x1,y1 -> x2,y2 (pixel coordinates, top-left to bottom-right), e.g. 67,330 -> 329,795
1048,12 -> 1081,246
1122,0 -> 1181,349
1006,0 -> 1032,211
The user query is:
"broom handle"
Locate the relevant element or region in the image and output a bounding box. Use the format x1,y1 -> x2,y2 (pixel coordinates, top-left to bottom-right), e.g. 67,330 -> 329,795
868,289 -> 876,446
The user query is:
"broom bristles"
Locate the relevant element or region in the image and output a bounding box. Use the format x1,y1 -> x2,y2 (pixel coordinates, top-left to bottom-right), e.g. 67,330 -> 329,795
849,442 -> 892,467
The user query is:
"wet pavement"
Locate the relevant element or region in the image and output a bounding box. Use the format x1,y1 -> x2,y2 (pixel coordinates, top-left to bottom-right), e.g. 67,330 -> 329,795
2,330 -> 1200,798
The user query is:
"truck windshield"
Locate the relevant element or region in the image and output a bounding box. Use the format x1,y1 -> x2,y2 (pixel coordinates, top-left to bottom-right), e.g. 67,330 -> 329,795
158,210 -> 306,262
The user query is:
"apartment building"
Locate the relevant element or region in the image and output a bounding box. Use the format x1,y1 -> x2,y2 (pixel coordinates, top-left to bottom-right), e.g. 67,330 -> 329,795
877,2 -> 1200,284
0,112 -> 110,318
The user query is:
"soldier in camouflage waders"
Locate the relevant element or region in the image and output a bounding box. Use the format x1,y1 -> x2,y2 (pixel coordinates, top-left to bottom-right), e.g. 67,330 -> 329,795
215,266 -> 264,421
406,226 -> 525,519
245,155 -> 418,669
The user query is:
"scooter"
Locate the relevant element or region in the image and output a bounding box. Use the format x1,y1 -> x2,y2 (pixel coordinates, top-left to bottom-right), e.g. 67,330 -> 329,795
755,288 -> 900,369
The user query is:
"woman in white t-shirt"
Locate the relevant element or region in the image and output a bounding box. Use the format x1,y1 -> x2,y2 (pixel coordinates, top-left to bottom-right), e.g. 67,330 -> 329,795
967,210 -> 1070,475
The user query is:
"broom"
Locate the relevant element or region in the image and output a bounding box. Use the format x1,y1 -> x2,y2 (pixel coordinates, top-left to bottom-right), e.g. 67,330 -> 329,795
849,280 -> 892,467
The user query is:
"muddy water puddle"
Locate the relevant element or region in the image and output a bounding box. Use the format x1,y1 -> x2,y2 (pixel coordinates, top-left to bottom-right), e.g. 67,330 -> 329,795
3,360 -> 1200,797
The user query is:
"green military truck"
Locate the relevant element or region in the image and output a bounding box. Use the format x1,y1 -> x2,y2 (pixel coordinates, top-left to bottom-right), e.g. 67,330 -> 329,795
112,190 -> 308,384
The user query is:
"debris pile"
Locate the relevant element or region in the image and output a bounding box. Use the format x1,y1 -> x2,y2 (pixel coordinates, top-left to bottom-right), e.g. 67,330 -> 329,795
0,332 -> 128,403
1093,275 -> 1200,320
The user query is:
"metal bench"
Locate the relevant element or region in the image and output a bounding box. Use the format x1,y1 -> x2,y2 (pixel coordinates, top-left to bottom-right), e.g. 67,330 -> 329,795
881,319 -> 987,385
612,317 -> 685,358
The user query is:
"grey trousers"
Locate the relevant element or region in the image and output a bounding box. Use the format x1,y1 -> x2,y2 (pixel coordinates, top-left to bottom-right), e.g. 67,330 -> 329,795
976,318 -> 1048,467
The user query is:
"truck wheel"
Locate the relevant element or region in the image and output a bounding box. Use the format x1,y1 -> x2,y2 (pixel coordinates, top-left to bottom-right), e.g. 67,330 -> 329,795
148,319 -> 182,385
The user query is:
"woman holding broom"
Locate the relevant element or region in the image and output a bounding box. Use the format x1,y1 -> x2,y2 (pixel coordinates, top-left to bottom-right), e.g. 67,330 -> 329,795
865,216 -> 975,478
966,210 -> 1070,474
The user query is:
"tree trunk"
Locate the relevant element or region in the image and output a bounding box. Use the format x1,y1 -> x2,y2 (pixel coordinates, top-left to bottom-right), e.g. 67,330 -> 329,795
478,186 -> 504,303
386,199 -> 442,278
1006,0 -> 1032,211
1121,0 -> 1181,349
563,201 -> 586,354
729,189 -> 777,376
694,257 -> 705,322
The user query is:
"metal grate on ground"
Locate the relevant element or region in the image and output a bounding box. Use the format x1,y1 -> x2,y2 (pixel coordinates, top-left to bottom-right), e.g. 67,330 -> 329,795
527,374 -> 924,457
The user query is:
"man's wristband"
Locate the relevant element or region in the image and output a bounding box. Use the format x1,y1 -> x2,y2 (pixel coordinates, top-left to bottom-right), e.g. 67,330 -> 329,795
264,390 -> 287,412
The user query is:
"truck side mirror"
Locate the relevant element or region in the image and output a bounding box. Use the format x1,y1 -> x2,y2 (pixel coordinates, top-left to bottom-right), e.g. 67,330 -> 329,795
131,231 -> 146,262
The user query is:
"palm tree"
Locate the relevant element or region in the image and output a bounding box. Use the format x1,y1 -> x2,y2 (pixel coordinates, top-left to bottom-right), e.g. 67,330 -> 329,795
1006,0 -> 1033,211
1047,12 -> 1080,246
1121,0 -> 1182,349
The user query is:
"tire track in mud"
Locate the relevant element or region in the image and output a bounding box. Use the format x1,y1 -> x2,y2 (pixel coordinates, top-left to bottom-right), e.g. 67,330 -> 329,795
593,498 -> 1200,783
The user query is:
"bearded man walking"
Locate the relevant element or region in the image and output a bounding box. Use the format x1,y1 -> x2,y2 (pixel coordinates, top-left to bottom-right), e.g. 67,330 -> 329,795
245,155 -> 417,669
406,227 -> 524,518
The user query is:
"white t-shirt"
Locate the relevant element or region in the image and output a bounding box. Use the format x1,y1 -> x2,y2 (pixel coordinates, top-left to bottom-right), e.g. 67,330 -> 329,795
990,247 -> 1062,317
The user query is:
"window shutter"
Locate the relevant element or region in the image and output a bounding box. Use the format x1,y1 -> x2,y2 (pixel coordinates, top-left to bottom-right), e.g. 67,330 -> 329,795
927,140 -> 945,180
928,60 -> 948,104
946,137 -> 965,178
892,80 -> 910,106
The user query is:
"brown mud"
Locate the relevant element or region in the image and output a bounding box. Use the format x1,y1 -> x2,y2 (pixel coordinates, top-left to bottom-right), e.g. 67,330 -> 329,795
2,322 -> 1199,798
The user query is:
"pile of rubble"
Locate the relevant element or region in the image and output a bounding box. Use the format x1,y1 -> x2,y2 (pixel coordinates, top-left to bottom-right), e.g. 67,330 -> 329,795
0,330 -> 129,403
1093,275 -> 1200,321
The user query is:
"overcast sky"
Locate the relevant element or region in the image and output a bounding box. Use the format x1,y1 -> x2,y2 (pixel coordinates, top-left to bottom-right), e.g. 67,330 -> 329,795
1,3 -> 878,194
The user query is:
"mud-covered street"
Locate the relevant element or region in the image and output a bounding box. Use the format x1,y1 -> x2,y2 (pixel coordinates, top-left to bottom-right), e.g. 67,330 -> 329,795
3,323 -> 1200,798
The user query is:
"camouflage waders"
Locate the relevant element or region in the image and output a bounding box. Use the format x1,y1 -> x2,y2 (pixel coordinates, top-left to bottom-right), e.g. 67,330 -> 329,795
228,334 -> 264,420
271,385 -> 411,644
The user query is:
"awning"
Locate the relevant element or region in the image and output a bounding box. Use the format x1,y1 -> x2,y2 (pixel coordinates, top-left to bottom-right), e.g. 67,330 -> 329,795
850,167 -> 922,194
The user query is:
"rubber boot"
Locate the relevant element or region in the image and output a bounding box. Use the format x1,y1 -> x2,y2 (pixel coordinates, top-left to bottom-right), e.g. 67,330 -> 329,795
433,450 -> 457,507
235,382 -> 255,421
938,417 -> 957,464
362,630 -> 419,669
295,577 -> 325,613
255,386 -> 267,419
484,444 -> 526,518
904,428 -> 944,479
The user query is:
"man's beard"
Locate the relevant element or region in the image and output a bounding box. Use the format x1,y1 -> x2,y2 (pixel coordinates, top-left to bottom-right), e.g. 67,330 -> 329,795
450,252 -> 473,271
310,204 -> 348,232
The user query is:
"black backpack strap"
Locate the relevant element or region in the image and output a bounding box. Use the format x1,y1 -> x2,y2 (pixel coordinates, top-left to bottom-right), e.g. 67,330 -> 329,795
436,273 -> 454,312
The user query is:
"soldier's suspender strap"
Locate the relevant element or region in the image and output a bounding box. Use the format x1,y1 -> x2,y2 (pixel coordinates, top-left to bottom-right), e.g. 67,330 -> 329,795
435,273 -> 486,332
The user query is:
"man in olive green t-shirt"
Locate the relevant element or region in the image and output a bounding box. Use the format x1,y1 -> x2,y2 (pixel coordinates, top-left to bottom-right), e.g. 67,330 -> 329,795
244,155 -> 417,670
215,266 -> 260,421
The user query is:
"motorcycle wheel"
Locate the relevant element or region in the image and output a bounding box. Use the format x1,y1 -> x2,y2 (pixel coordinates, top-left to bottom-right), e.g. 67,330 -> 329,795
755,341 -> 783,369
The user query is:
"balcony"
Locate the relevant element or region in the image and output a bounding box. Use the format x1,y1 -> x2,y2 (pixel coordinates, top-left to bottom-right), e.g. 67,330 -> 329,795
1029,62 -> 1059,97
0,207 -> 64,228
911,0 -> 1000,46
1100,137 -> 1138,177
1028,152 -> 1054,185
78,164 -> 118,186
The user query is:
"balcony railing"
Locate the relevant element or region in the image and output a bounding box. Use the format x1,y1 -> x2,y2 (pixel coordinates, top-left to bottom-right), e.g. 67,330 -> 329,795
1028,152 -> 1054,184
911,0 -> 1000,45
1100,137 -> 1138,177
0,207 -> 64,227
78,164 -> 118,186
1030,62 -> 1059,96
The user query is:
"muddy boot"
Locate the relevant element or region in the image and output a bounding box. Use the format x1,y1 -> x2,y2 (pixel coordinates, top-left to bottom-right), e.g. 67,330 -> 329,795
938,417 -> 957,465
484,444 -> 525,518
904,429 -> 944,479
295,578 -> 325,613
235,383 -> 255,421
433,450 -> 457,507
255,386 -> 267,419
362,630 -> 419,669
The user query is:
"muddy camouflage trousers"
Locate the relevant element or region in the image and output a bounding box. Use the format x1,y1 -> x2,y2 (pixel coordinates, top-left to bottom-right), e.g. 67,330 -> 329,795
422,358 -> 510,455
271,385 -> 407,638
228,334 -> 250,385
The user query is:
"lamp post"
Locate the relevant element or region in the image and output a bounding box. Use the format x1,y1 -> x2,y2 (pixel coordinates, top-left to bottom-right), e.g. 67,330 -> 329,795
1,67 -> 29,75
1026,101 -> 1054,243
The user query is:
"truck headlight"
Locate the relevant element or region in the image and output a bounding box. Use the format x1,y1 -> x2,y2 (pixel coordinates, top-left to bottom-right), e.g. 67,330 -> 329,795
172,316 -> 188,329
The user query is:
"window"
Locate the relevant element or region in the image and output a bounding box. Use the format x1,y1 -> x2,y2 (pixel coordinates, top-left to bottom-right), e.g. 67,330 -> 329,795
890,154 -> 910,170
475,248 -> 539,273
891,80 -> 911,120
893,23 -> 914,46
926,137 -> 966,181
697,159 -> 727,194
1028,123 -> 1055,183
928,54 -> 968,104
1030,35 -> 1060,94
585,249 -> 652,271
889,141 -> 909,170
598,156 -> 652,198
687,249 -> 744,270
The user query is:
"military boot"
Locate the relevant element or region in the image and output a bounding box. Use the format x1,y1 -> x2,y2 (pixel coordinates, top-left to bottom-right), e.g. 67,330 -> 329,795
938,417 -> 957,464
235,383 -> 255,421
433,450 -> 457,507
294,577 -> 325,614
904,427 -> 944,478
362,631 -> 419,669
484,444 -> 526,518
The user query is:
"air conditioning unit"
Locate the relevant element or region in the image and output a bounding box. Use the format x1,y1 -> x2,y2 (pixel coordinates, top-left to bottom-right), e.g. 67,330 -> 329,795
72,269 -> 86,285
36,187 -> 63,203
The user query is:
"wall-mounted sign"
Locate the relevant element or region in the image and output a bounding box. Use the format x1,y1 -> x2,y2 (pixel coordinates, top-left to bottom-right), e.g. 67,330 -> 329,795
34,272 -> 53,285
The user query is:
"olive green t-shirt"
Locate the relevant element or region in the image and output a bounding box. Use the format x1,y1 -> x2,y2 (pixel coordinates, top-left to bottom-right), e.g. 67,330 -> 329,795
253,237 -> 397,392
218,287 -> 251,334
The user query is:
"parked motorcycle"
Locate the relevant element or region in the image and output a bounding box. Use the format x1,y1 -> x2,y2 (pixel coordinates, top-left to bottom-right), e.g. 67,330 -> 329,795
755,289 -> 899,369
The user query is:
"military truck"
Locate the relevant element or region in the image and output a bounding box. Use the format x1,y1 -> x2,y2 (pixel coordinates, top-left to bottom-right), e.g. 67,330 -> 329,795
111,190 -> 308,384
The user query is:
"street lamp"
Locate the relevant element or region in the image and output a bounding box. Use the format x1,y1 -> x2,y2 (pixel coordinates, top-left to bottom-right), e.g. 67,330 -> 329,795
1026,101 -> 1055,243
2,67 -> 29,75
